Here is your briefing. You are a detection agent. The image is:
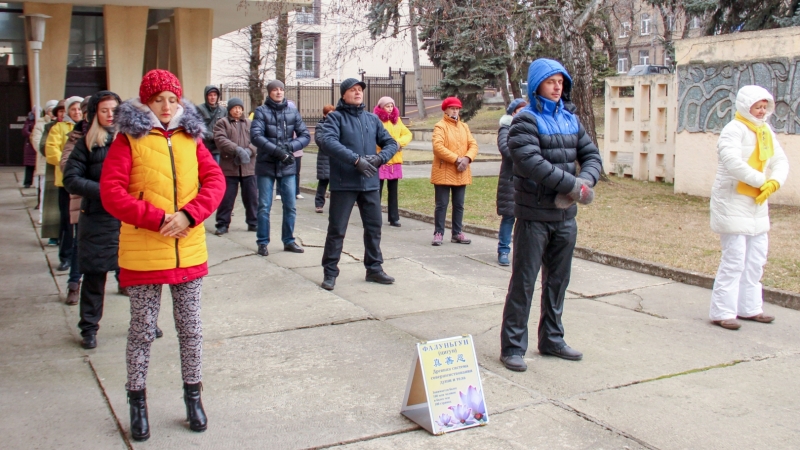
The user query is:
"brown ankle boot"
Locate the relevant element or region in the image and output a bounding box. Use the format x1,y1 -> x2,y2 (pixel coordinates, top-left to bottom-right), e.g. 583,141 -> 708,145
66,282 -> 80,305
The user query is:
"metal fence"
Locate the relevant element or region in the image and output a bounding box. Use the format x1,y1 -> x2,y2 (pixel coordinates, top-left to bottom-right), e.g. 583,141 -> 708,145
390,65 -> 443,105
220,78 -> 406,126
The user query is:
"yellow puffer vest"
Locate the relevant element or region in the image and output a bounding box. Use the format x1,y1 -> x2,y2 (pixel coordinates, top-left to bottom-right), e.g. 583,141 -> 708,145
118,130 -> 208,271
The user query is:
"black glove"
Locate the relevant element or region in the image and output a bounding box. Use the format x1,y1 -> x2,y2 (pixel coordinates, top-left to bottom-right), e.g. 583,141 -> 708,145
364,154 -> 382,167
355,157 -> 378,178
282,151 -> 295,165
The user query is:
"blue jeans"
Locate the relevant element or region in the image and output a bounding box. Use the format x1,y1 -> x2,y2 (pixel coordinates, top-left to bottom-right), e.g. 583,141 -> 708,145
498,215 -> 515,254
257,175 -> 297,246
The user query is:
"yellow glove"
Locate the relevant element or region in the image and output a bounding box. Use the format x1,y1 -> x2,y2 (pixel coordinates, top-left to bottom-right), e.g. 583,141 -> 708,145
755,180 -> 780,205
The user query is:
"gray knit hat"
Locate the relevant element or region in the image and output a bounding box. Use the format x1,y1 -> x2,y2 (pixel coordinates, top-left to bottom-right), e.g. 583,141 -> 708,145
266,80 -> 285,94
227,97 -> 244,112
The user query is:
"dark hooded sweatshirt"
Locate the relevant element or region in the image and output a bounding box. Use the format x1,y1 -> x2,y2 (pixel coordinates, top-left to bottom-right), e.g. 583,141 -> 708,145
196,85 -> 226,155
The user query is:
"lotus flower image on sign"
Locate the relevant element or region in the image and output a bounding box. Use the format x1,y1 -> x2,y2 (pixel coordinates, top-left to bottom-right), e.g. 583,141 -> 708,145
400,335 -> 489,435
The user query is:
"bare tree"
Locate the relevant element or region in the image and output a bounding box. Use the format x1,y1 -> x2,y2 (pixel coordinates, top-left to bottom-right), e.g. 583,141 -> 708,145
408,0 -> 427,118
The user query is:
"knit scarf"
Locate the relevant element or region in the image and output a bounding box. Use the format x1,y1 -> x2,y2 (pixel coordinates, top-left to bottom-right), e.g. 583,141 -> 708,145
734,112 -> 773,198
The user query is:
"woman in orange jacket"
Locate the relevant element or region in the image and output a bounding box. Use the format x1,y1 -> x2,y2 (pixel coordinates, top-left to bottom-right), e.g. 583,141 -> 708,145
430,97 -> 478,246
100,70 -> 225,441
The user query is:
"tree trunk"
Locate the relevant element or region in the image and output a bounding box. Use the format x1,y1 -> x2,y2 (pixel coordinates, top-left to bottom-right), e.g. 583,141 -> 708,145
249,23 -> 265,108
408,0 -> 427,118
561,1 -> 598,144
507,63 -> 522,99
501,71 -> 512,105
275,12 -> 289,82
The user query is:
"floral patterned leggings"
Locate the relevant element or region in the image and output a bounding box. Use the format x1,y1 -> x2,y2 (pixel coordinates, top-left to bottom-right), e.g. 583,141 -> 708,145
125,279 -> 203,391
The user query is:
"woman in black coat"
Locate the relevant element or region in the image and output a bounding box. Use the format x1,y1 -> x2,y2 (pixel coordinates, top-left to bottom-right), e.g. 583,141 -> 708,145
314,105 -> 334,212
496,99 -> 526,266
62,91 -> 122,350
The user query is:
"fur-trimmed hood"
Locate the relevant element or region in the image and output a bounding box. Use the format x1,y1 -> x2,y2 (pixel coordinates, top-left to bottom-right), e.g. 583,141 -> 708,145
114,98 -> 206,139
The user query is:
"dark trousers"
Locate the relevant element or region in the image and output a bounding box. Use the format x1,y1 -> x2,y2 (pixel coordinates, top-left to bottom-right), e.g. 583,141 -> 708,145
295,156 -> 302,194
216,175 -> 258,229
315,179 -> 329,208
23,166 -> 34,187
68,223 -> 81,284
434,184 -> 466,236
57,187 -> 74,264
500,218 -> 577,356
79,272 -> 107,337
322,189 -> 384,277
380,179 -> 400,224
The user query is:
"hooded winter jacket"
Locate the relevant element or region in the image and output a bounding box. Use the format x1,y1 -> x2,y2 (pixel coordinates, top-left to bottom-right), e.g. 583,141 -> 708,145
251,97 -> 311,178
315,99 -> 398,191
61,122 -> 86,224
710,85 -> 789,235
100,99 -> 225,287
214,115 -> 257,177
508,59 -> 603,222
496,114 -> 515,216
196,85 -> 225,155
32,115 -> 52,176
430,115 -> 479,186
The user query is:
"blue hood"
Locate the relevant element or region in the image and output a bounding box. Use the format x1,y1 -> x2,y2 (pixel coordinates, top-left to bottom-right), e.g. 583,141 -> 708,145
527,59 -> 572,101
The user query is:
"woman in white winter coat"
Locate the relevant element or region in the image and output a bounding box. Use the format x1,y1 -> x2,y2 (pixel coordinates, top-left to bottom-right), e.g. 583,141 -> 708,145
709,85 -> 789,330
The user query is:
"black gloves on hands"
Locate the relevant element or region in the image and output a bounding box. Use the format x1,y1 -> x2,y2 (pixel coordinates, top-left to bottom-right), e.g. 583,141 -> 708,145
280,144 -> 295,165
364,155 -> 382,168
555,178 -> 595,209
355,157 -> 378,178
234,147 -> 251,165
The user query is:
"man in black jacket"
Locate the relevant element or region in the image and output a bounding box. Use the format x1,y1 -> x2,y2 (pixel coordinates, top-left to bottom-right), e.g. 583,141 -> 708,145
499,59 -> 603,372
315,78 -> 398,291
197,85 -> 225,163
251,80 -> 311,256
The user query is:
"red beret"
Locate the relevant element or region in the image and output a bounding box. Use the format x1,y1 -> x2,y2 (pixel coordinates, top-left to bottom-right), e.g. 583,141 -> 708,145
441,97 -> 462,110
139,69 -> 183,104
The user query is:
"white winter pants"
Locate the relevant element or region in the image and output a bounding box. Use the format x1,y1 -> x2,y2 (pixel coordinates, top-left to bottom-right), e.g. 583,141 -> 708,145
709,233 -> 768,320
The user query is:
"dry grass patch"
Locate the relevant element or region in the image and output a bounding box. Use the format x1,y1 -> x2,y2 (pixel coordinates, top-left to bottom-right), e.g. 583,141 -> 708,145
305,176 -> 800,293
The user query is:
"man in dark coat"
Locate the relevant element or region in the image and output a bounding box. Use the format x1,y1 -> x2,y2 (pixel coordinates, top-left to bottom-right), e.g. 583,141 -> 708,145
213,97 -> 258,235
496,98 -> 527,266
315,78 -> 398,291
499,59 -> 603,372
196,85 -> 225,163
250,80 -> 311,256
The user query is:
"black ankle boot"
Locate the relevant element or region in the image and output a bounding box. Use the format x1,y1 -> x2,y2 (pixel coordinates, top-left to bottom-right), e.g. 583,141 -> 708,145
127,389 -> 150,441
183,382 -> 207,432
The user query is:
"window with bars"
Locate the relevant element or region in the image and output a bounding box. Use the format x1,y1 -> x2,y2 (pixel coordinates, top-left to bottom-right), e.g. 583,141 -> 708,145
666,15 -> 676,32
641,13 -> 651,35
689,16 -> 701,29
296,33 -> 320,78
295,0 -> 321,25
620,22 -> 631,38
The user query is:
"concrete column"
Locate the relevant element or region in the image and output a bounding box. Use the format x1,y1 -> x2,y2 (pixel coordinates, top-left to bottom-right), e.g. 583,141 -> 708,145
143,29 -> 159,74
168,17 -> 177,74
23,2 -> 73,103
173,8 -> 213,103
156,20 -> 172,70
103,5 -> 149,100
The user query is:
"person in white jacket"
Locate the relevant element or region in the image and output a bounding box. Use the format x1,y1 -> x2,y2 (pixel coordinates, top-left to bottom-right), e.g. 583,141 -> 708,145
709,85 -> 789,330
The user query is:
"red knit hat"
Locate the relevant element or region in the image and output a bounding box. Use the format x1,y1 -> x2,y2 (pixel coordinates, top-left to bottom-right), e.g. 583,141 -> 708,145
139,69 -> 183,103
441,97 -> 462,110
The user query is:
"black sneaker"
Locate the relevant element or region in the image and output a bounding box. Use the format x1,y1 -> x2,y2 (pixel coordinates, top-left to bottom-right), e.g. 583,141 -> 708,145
321,276 -> 336,290
365,271 -> 395,284
214,227 -> 228,236
247,225 -> 257,232
283,242 -> 304,253
257,244 -> 268,256
81,335 -> 97,350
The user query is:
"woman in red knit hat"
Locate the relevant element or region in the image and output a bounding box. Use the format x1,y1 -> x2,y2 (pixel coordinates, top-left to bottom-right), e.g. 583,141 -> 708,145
100,69 -> 225,441
430,97 -> 479,246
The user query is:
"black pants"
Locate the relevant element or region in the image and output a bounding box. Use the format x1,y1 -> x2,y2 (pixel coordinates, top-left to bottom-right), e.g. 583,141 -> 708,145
380,179 -> 400,225
500,218 -> 577,356
79,272 -> 107,337
322,190 -> 384,277
23,166 -> 34,187
315,179 -> 329,208
434,184 -> 466,236
216,175 -> 258,229
58,187 -> 74,264
295,156 -> 302,195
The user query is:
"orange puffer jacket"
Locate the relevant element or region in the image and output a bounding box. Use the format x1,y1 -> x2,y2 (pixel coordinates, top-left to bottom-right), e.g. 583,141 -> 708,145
430,115 -> 479,186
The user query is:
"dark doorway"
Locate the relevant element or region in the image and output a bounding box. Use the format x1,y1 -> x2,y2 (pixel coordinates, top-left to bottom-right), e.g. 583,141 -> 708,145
65,67 -> 107,98
0,67 -> 31,166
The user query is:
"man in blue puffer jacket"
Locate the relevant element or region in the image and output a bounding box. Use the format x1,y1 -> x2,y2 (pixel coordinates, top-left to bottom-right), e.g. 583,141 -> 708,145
499,59 -> 603,371
251,80 -> 311,257
315,78 -> 398,291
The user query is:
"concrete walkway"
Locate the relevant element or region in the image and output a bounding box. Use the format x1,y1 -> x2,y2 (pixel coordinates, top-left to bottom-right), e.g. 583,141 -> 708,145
2,167 -> 799,449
